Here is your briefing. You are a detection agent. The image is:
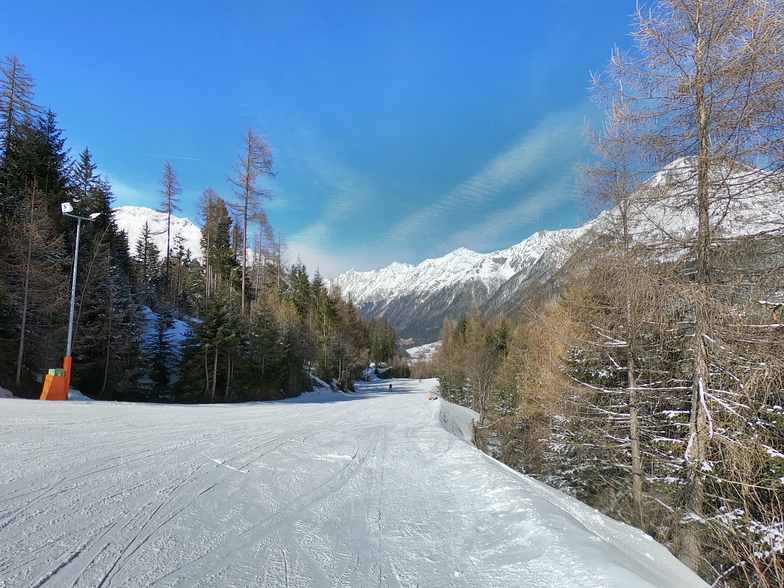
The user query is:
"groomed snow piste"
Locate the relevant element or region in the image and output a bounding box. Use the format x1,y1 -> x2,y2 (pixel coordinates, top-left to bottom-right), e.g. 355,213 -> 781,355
0,380 -> 707,587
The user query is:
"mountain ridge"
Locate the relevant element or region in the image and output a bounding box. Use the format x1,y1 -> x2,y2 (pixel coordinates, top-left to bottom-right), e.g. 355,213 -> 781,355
110,161 -> 783,346
329,227 -> 588,344
329,159 -> 784,344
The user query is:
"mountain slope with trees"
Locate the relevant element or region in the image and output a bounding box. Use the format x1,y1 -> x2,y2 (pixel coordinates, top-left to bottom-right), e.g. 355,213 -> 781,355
429,2 -> 784,586
0,54 -> 388,403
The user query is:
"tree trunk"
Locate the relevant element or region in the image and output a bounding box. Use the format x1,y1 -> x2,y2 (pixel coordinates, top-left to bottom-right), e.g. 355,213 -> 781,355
204,347 -> 211,402
211,346 -> 219,402
627,350 -> 644,528
15,212 -> 34,386
679,2 -> 711,571
100,281 -> 113,398
622,194 -> 645,529
224,352 -> 233,402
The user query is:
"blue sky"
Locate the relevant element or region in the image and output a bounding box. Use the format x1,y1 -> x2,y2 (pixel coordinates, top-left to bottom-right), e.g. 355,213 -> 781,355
1,1 -> 636,278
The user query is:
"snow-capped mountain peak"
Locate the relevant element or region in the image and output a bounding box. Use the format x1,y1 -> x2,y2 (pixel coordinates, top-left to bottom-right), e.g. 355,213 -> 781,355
330,159 -> 783,344
113,205 -> 203,261
328,228 -> 585,343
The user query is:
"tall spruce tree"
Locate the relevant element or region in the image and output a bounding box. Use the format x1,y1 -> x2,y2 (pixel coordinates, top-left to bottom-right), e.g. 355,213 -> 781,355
133,222 -> 162,308
69,165 -> 141,399
287,260 -> 311,322
2,111 -> 70,225
199,192 -> 237,298
0,112 -> 71,394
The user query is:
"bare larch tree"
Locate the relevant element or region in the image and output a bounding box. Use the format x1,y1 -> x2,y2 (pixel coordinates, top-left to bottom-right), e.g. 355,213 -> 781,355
228,127 -> 274,315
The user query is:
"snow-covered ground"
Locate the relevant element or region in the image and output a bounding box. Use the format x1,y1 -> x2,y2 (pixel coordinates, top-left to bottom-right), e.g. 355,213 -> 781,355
140,306 -> 192,346
0,380 -> 707,587
406,341 -> 442,362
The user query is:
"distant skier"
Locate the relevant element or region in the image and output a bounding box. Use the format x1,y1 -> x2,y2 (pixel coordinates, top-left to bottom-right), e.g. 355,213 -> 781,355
389,383 -> 392,392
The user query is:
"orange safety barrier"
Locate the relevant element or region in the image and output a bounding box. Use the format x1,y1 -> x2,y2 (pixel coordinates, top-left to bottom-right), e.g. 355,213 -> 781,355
40,356 -> 71,401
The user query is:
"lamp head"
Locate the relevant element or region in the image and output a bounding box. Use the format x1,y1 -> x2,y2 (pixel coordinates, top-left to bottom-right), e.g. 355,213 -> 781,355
89,212 -> 102,220
61,202 -> 74,214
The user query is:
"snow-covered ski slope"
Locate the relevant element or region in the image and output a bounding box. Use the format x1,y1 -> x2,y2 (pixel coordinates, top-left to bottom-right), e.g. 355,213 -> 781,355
0,380 -> 707,587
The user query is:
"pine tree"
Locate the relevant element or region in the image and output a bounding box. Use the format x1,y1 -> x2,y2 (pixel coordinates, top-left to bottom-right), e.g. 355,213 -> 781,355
311,270 -> 337,382
63,155 -> 142,399
192,295 -> 240,402
287,260 -> 311,322
198,192 -> 237,297
2,112 -> 70,226
243,292 -> 284,399
0,112 -> 71,394
149,307 -> 175,400
368,317 -> 396,368
275,298 -> 310,395
333,294 -> 369,390
1,186 -> 67,392
133,222 -> 162,308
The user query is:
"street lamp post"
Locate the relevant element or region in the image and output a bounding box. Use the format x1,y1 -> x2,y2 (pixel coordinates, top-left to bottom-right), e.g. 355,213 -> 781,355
39,203 -> 101,400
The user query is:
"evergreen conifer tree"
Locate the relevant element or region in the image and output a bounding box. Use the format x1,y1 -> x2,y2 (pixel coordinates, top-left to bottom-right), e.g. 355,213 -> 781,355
134,222 -> 162,308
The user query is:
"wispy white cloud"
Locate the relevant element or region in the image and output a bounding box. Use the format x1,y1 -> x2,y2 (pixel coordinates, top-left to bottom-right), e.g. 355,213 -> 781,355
132,153 -> 202,161
383,107 -> 584,250
285,239 -> 393,279
290,220 -> 331,251
265,107 -> 587,276
444,175 -> 574,252
287,152 -> 374,250
103,173 -> 156,209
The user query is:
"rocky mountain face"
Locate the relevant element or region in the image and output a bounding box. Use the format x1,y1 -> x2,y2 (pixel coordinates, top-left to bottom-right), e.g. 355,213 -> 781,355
329,228 -> 591,344
329,159 -> 784,344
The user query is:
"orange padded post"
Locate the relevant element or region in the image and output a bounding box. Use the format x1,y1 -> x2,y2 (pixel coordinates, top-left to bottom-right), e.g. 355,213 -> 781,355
40,356 -> 71,401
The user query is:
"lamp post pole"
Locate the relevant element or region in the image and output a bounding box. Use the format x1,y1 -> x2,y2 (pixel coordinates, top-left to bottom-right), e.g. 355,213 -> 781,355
40,203 -> 100,400
65,212 -> 84,359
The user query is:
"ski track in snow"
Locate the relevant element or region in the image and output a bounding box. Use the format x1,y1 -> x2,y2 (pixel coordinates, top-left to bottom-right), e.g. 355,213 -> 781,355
0,380 -> 707,587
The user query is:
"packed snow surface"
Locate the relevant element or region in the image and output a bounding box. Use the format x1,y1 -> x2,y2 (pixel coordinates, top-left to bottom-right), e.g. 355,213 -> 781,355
1,380 -> 707,587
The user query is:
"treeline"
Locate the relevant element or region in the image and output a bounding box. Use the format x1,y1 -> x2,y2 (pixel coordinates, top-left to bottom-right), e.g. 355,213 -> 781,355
435,2 -> 784,587
0,55 -> 139,399
0,54 -> 395,402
